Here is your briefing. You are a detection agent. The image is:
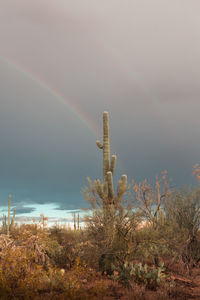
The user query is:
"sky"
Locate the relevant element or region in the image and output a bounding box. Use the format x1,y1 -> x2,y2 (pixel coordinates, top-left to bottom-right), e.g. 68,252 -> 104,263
0,0 -> 200,222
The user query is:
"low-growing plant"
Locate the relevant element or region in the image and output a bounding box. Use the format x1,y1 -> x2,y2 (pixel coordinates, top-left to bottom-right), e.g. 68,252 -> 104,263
111,261 -> 166,289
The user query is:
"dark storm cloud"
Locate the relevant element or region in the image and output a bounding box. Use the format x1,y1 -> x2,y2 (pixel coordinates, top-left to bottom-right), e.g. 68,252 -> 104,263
0,0 -> 200,215
14,207 -> 36,215
0,203 -> 35,215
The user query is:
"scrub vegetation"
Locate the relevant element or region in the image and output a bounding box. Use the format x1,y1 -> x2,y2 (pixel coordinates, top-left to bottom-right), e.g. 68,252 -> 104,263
1,111 -> 200,299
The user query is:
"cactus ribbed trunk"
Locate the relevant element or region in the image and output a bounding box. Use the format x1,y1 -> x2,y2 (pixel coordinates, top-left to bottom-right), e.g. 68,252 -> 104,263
103,112 -> 110,183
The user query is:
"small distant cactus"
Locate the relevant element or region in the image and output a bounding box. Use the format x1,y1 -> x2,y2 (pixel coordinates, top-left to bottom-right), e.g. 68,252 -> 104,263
73,212 -> 80,230
77,213 -> 80,230
40,214 -> 48,229
2,194 -> 16,236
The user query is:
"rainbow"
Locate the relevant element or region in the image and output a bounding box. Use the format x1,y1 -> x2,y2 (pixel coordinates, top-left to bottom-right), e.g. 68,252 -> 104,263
0,56 -> 99,137
0,52 -> 187,174
0,52 -> 165,139
0,56 -> 127,172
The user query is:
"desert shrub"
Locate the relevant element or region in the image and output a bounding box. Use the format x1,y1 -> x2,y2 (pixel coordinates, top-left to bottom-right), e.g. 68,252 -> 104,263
165,187 -> 200,236
83,200 -> 140,274
48,225 -> 64,244
10,224 -> 42,240
0,228 -> 53,298
133,172 -> 170,228
82,174 -> 142,274
129,174 -> 176,263
46,257 -> 108,300
132,177 -> 200,272
0,231 -> 108,300
48,225 -> 87,269
164,187 -> 200,270
0,245 -> 50,299
43,238 -> 65,268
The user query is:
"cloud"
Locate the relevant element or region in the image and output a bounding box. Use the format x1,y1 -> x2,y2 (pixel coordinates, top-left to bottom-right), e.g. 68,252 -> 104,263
15,207 -> 36,215
0,0 -> 199,216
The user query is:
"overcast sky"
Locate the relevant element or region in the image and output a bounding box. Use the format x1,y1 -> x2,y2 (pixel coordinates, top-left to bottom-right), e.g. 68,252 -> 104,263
0,0 -> 200,219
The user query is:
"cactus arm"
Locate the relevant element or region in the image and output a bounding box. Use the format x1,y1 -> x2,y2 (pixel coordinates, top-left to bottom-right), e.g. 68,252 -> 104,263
96,140 -> 103,149
110,155 -> 117,174
107,171 -> 114,203
121,174 -> 127,188
117,174 -> 127,200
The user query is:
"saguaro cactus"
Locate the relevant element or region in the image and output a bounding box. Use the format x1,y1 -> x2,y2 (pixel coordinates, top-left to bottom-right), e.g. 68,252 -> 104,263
72,212 -> 80,230
2,194 -> 16,235
77,213 -> 80,230
96,111 -> 127,206
73,212 -> 76,230
2,215 -> 6,231
7,194 -> 11,235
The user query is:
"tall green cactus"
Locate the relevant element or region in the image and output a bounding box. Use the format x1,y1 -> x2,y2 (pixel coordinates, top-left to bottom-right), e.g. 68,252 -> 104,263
2,194 -> 16,235
96,111 -> 127,206
96,112 -> 117,184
